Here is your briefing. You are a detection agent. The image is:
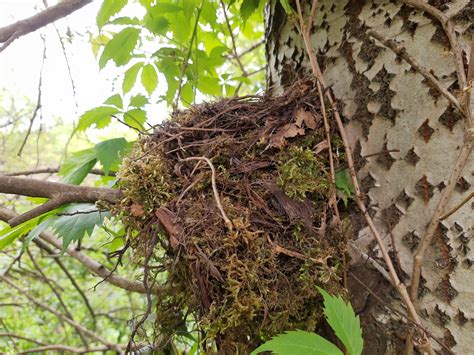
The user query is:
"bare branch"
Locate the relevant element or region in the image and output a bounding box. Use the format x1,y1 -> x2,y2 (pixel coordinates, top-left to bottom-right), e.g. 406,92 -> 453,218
0,0 -> 92,51
0,333 -> 46,346
0,274 -> 122,352
0,206 -> 160,296
367,29 -> 465,116
0,175 -> 122,226
2,167 -> 114,177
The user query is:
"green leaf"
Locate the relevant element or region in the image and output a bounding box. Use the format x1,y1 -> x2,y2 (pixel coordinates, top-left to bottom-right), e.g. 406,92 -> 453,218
335,169 -> 355,207
58,148 -> 97,185
279,0 -> 294,14
123,62 -> 143,94
96,0 -> 128,28
94,138 -> 130,175
77,106 -> 120,131
51,204 -> 111,250
317,287 -> 363,355
0,210 -> 59,250
141,64 -> 158,95
240,0 -> 260,23
129,94 -> 148,108
144,14 -> 169,35
99,27 -> 140,69
104,93 -> 123,109
251,330 -> 343,355
197,76 -> 221,96
124,108 -> 146,131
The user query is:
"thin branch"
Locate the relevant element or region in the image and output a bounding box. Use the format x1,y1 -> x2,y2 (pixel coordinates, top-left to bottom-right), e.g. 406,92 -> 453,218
180,157 -> 233,231
367,29 -> 465,116
400,0 -> 469,125
0,274 -> 122,352
0,0 -> 92,51
440,191 -> 473,221
33,237 -> 97,327
18,35 -> 46,156
173,2 -> 203,109
220,0 -> 247,76
0,333 -> 47,346
0,206 -> 159,295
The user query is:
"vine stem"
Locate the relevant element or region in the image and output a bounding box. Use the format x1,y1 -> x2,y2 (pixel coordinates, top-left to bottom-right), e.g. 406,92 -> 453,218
294,0 -> 434,352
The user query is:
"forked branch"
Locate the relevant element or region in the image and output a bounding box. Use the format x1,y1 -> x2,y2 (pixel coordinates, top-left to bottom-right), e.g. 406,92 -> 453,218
0,175 -> 123,226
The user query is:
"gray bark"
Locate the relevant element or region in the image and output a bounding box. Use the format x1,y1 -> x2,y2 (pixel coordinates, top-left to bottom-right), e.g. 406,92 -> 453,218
266,1 -> 473,353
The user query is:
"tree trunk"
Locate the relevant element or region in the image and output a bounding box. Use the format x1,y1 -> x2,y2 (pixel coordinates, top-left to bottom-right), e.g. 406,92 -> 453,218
266,0 -> 473,353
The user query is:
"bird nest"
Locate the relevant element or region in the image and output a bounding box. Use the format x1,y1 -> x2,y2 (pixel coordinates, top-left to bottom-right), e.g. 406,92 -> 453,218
116,80 -> 350,352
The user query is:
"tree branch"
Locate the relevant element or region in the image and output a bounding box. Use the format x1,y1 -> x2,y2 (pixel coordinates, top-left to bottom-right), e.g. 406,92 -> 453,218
0,207 -> 160,296
0,274 -> 121,352
0,175 -> 122,226
0,0 -> 92,52
2,167 -> 114,177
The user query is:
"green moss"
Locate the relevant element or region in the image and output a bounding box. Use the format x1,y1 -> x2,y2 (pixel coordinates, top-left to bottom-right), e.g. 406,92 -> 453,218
277,146 -> 329,201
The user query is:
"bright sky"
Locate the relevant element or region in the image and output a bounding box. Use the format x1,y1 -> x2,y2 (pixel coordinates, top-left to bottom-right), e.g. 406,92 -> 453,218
0,0 -> 111,126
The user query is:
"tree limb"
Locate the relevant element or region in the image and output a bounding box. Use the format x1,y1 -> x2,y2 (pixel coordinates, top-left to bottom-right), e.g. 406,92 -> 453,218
0,0 -> 93,52
2,167 -> 114,177
0,175 -> 122,226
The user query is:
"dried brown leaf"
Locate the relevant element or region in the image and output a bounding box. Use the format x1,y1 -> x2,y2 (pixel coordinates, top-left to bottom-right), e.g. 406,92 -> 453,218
295,109 -> 318,129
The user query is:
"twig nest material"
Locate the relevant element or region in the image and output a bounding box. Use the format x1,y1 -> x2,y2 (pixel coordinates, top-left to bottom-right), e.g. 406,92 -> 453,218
117,80 -> 349,352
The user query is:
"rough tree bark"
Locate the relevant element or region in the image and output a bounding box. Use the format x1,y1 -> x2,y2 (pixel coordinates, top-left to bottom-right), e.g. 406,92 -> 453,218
266,0 -> 472,353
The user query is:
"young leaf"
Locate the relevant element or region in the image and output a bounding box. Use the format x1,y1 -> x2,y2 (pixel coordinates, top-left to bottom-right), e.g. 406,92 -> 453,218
251,330 -> 343,355
94,138 -> 130,175
58,148 -> 97,185
129,94 -> 148,108
141,64 -> 158,95
99,27 -> 140,69
104,93 -> 123,109
96,0 -> 128,28
123,62 -> 144,94
77,106 -> 120,131
51,204 -> 111,250
317,287 -> 363,355
124,108 -> 146,130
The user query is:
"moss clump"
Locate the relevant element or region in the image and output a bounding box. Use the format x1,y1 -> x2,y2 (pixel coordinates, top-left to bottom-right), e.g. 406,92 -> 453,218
277,146 -> 329,201
116,80 -> 349,353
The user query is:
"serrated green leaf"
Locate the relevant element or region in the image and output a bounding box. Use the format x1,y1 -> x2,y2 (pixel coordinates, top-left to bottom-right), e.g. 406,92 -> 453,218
240,0 -> 260,23
124,108 -> 146,131
317,287 -> 363,355
129,94 -> 148,108
108,16 -> 140,26
251,330 -> 343,355
77,106 -> 120,132
58,148 -> 97,185
141,64 -> 158,95
123,62 -> 143,94
51,204 -> 111,251
0,210 -> 59,250
97,0 -> 128,28
99,27 -> 140,69
94,138 -> 130,175
104,93 -> 123,109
